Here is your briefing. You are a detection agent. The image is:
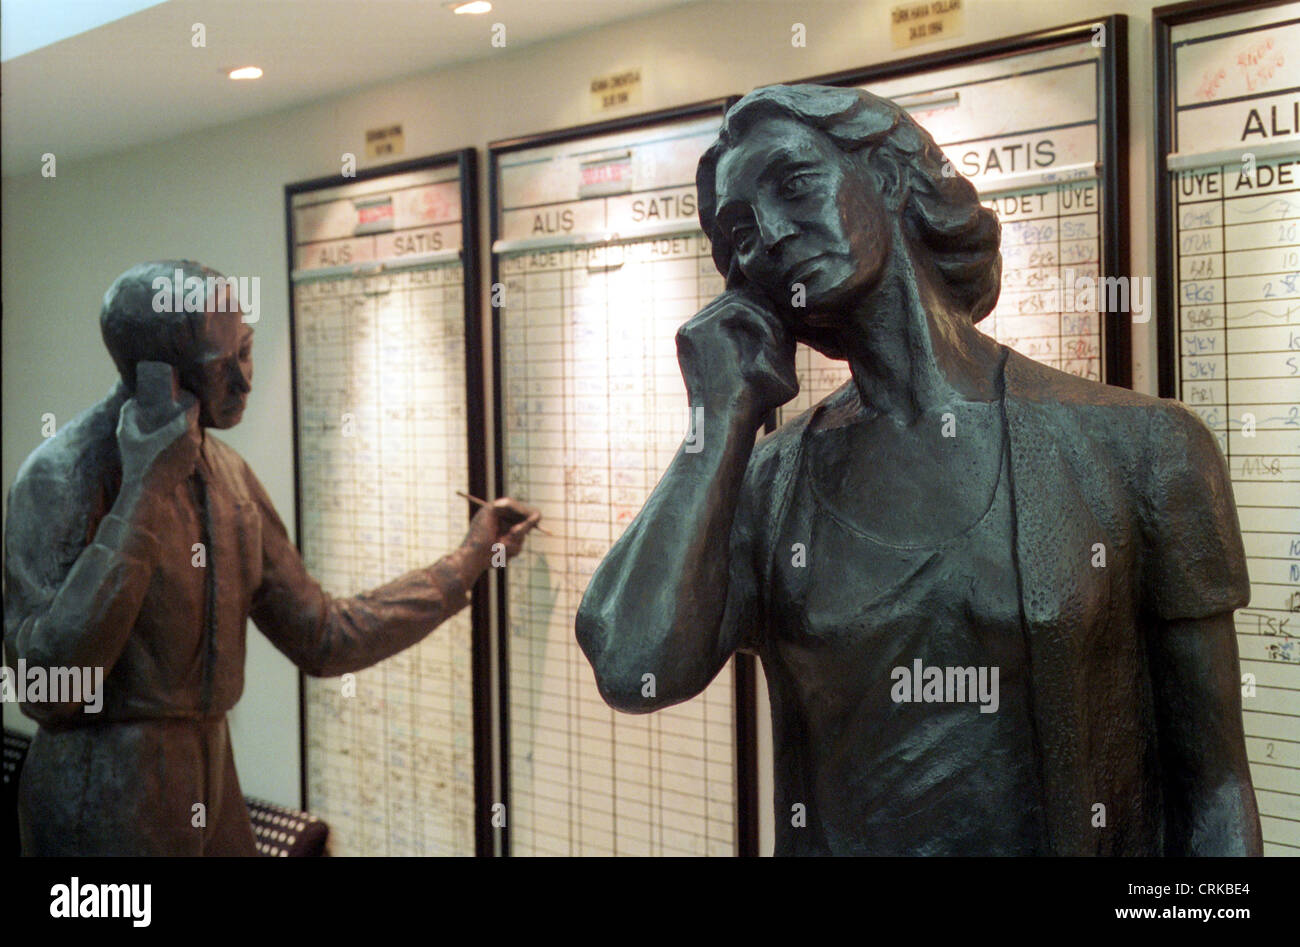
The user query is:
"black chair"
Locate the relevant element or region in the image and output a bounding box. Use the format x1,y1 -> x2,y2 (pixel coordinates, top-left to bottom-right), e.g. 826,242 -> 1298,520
245,796 -> 330,857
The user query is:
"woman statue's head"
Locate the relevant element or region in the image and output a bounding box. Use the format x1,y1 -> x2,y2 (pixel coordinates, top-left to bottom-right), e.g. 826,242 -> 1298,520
697,84 -> 1001,359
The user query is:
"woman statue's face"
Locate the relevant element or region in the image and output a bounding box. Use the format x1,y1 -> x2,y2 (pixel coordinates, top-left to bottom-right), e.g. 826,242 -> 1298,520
713,115 -> 891,325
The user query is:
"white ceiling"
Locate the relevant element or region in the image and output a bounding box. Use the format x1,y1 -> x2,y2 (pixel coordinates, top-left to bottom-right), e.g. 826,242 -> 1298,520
0,0 -> 699,177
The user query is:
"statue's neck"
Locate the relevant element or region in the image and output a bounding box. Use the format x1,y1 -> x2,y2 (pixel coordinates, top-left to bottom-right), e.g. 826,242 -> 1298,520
835,238 -> 1000,424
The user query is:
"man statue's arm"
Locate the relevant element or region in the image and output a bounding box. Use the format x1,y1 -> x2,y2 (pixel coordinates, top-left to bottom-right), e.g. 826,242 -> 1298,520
1149,612 -> 1263,855
4,392 -> 201,723
245,465 -> 537,677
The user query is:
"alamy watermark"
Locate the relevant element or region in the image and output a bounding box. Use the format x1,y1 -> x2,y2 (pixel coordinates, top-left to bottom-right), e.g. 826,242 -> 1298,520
1030,268 -> 1151,323
684,405 -> 703,453
891,660 -> 999,713
151,268 -> 260,323
50,877 -> 150,927
1,660 -> 104,713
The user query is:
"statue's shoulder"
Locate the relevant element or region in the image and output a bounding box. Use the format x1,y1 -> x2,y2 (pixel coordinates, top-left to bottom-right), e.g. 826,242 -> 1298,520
7,392 -> 122,571
200,431 -> 248,472
751,386 -> 843,464
1001,348 -> 1222,475
746,380 -> 858,492
200,433 -> 262,500
752,410 -> 810,464
1002,348 -> 1157,410
11,393 -> 120,500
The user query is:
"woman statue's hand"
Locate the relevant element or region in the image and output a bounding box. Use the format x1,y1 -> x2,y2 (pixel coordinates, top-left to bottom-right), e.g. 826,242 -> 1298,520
675,288 -> 799,423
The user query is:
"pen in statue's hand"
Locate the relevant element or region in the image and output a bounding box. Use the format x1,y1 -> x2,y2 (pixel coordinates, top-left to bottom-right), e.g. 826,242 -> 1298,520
457,491 -> 549,561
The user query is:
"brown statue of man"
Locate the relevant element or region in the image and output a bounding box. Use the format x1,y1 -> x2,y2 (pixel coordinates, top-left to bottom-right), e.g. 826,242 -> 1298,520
576,85 -> 1262,856
4,260 -> 538,855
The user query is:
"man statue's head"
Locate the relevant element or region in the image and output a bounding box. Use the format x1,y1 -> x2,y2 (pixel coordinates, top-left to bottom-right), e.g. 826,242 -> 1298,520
100,260 -> 254,429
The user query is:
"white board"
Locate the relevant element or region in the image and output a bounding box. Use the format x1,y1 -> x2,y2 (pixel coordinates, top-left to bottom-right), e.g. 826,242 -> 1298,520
1166,1 -> 1300,858
291,162 -> 478,856
494,113 -> 738,856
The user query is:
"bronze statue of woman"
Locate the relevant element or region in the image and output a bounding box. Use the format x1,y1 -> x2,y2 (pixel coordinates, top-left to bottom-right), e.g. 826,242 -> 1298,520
576,85 -> 1262,856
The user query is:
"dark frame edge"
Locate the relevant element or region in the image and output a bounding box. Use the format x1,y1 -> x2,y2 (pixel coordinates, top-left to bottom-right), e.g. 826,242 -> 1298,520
1102,14 -> 1133,389
1154,6 -> 1178,398
283,180 -> 309,814
487,141 -> 511,858
457,147 -> 495,860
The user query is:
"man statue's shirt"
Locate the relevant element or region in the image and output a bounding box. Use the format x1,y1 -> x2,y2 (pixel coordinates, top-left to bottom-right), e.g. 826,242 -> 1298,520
4,381 -> 470,854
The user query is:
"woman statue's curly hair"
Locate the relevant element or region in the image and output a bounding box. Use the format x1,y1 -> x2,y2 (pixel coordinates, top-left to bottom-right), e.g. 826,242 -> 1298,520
697,84 -> 1002,358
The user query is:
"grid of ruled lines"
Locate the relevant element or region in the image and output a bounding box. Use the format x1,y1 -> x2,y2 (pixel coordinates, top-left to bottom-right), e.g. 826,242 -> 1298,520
1174,156 -> 1300,856
296,264 -> 476,856
500,234 -> 736,856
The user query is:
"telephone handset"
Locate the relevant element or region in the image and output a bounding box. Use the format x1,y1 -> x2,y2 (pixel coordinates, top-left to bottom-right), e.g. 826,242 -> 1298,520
134,360 -> 187,434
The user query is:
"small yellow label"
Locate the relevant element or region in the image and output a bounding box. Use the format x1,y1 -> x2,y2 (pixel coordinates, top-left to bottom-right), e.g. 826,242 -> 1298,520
365,123 -> 405,160
590,68 -> 642,113
890,0 -> 964,49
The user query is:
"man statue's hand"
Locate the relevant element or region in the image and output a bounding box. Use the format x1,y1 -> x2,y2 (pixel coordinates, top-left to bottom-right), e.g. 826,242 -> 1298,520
117,362 -> 202,495
463,497 -> 542,561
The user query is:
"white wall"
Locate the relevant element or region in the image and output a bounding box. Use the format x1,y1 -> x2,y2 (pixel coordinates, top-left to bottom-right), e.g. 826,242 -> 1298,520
3,0 -> 1168,853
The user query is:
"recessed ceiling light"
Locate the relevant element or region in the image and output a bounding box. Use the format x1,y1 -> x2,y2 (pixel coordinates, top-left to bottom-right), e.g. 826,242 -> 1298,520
449,1 -> 492,14
228,66 -> 263,80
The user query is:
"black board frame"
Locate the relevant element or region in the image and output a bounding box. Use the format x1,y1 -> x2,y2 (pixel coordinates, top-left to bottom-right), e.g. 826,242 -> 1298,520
284,148 -> 491,854
487,99 -> 761,857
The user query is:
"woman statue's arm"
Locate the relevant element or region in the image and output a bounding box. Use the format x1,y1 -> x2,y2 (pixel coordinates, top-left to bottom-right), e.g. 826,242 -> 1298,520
1149,612 -> 1263,855
1143,401 -> 1261,855
576,289 -> 797,711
